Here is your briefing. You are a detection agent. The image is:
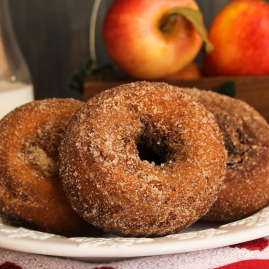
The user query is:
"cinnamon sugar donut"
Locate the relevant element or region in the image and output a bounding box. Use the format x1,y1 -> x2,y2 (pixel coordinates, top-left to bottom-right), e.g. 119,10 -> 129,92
0,99 -> 100,237
184,88 -> 269,222
59,82 -> 227,237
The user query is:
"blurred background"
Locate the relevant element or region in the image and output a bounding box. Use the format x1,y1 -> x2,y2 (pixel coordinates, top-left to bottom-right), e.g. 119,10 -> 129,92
7,0 -> 266,101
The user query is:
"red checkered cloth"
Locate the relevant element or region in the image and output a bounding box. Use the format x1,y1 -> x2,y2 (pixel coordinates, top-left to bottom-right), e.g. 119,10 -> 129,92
1,237 -> 269,269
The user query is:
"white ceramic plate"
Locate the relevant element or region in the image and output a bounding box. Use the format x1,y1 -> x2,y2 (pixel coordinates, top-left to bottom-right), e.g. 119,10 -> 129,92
0,205 -> 269,262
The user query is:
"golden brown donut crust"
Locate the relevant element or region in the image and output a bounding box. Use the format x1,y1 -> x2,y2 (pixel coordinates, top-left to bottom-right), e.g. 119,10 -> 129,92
184,88 -> 269,222
60,82 -> 227,237
0,99 -> 100,237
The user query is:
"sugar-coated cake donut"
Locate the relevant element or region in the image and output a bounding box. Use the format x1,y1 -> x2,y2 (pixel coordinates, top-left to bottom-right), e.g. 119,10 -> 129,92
60,82 -> 227,237
0,99 -> 100,237
184,88 -> 269,222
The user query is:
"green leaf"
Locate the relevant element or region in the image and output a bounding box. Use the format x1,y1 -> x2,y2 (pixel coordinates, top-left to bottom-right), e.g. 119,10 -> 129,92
167,7 -> 214,53
68,58 -> 113,94
213,81 -> 236,98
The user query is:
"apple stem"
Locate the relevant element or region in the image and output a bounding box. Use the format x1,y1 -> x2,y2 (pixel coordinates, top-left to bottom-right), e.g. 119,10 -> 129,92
159,14 -> 180,33
160,7 -> 214,53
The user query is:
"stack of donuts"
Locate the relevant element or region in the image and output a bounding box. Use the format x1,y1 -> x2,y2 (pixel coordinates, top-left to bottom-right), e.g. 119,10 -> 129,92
0,81 -> 269,238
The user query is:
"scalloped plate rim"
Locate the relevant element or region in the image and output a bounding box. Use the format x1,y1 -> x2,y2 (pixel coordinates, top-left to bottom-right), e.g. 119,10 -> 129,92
0,205 -> 269,261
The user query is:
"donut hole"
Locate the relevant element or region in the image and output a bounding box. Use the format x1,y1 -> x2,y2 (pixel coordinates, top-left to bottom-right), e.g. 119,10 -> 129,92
135,121 -> 171,165
226,126 -> 250,167
24,144 -> 59,176
135,120 -> 183,166
214,111 -> 250,166
136,143 -> 162,165
22,123 -> 64,177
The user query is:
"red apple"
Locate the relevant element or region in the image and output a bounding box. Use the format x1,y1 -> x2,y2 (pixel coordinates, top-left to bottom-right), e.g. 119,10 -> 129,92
204,0 -> 269,76
103,0 -> 203,79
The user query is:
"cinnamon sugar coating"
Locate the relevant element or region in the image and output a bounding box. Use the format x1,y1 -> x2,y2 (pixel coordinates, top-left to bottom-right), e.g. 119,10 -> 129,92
184,88 -> 269,222
0,99 -> 100,237
60,82 -> 227,237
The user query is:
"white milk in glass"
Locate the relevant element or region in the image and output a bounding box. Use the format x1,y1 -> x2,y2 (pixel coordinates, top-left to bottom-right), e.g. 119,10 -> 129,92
0,81 -> 34,119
